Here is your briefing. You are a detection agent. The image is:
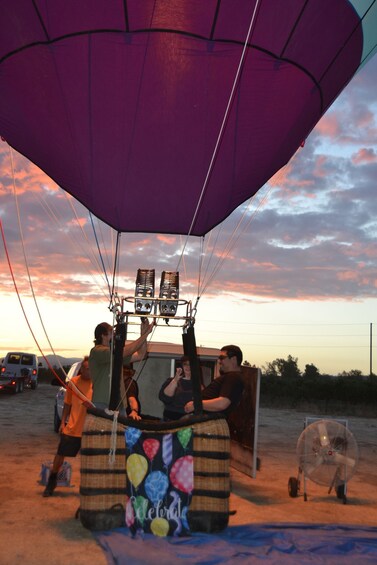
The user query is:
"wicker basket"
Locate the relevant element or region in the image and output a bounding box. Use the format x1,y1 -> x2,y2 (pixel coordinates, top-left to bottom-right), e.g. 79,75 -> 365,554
189,417 -> 230,532
80,413 -> 127,531
80,412 -> 230,533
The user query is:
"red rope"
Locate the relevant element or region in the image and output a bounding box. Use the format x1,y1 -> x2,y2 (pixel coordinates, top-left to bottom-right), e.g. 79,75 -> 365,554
0,218 -> 68,388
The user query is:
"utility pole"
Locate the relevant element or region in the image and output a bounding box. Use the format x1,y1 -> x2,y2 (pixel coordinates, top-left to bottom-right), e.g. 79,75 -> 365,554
370,323 -> 373,376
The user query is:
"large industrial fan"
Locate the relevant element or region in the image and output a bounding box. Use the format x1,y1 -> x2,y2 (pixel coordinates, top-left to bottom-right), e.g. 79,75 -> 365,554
288,418 -> 359,504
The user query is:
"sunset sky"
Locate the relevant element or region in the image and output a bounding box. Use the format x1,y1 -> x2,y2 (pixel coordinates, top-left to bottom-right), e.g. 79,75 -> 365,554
1,54 -> 376,377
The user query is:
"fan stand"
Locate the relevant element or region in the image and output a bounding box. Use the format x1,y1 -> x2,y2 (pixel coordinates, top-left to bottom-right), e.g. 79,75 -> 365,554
288,417 -> 351,505
328,466 -> 347,502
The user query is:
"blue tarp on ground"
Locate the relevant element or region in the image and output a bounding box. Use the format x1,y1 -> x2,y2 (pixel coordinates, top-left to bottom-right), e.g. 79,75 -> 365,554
94,523 -> 377,564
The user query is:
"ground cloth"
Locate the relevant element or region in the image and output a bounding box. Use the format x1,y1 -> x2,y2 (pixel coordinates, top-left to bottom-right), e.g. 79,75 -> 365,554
94,523 -> 377,564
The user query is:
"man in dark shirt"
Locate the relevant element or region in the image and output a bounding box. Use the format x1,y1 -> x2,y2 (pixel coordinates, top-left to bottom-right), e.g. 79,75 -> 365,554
184,344 -> 244,416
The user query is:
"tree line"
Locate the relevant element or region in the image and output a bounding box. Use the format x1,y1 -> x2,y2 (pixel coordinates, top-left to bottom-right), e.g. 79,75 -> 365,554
244,354 -> 377,416
256,354 -> 374,379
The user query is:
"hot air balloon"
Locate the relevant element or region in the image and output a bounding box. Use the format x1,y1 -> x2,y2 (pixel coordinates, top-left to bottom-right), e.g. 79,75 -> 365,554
1,2 -> 376,536
0,1 -> 376,238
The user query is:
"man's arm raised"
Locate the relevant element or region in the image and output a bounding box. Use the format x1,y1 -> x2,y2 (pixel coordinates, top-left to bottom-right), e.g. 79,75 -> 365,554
124,319 -> 154,360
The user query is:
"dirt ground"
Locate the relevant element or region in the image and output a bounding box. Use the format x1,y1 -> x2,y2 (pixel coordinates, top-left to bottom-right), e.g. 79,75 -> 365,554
0,383 -> 376,564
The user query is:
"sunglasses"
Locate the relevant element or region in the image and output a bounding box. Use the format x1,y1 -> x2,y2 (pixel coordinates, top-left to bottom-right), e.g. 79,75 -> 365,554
218,354 -> 233,360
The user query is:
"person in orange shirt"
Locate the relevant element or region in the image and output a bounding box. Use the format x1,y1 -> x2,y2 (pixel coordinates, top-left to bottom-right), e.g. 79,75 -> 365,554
43,356 -> 92,497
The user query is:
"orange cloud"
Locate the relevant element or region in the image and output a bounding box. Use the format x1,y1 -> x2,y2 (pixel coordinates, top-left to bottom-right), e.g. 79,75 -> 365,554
65,216 -> 87,228
269,162 -> 293,186
252,261 -> 280,271
345,243 -> 377,259
157,234 -> 177,245
313,155 -> 333,178
355,108 -> 374,129
315,114 -> 340,137
268,158 -> 315,199
269,158 -> 312,189
1,146 -> 59,196
351,148 -> 377,165
126,236 -> 153,248
337,271 -> 358,281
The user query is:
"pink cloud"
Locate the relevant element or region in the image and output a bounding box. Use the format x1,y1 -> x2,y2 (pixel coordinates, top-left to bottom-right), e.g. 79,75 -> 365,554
126,236 -> 153,248
315,114 -> 340,137
351,148 -> 377,165
269,159 -> 313,190
157,234 -> 177,245
219,280 -> 271,295
337,271 -> 358,281
269,162 -> 293,186
345,243 -> 377,259
252,261 -> 280,271
1,146 -> 59,196
336,270 -> 377,289
67,216 -> 87,228
354,108 -> 375,129
312,155 -> 339,179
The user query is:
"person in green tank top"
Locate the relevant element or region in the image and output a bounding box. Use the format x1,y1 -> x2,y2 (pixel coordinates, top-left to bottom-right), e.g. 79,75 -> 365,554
89,318 -> 153,409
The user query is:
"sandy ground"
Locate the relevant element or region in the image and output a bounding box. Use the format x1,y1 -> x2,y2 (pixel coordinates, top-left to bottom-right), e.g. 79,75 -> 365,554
0,383 -> 376,564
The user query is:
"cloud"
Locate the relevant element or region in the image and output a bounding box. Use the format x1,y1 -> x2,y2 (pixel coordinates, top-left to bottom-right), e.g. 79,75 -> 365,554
315,114 -> 340,137
1,57 -> 377,308
351,148 -> 377,165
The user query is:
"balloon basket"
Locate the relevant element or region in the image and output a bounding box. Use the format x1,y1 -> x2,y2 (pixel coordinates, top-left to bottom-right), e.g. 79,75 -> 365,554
80,413 -> 127,531
80,411 -> 230,534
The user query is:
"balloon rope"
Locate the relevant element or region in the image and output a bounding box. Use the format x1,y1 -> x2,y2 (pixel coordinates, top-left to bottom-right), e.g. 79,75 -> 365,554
63,192 -> 108,284
8,146 -> 69,378
109,232 -> 121,308
0,146 -> 93,404
0,217 -> 90,396
196,236 -> 204,298
97,217 -> 114,275
108,410 -> 119,467
87,209 -> 112,298
199,152 -> 296,297
198,222 -> 224,296
179,234 -> 188,280
0,219 -> 51,369
115,323 -> 157,412
200,186 -> 274,296
176,0 -> 262,269
34,189 -> 109,300
62,190 -> 112,296
109,308 -> 117,403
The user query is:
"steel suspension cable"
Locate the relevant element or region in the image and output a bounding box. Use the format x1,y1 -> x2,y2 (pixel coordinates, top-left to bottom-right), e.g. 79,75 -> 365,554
175,0 -> 262,272
199,184 -> 275,297
62,190 -> 112,295
0,216 -> 93,408
88,210 -> 112,298
8,146 -> 68,377
35,190 -> 109,299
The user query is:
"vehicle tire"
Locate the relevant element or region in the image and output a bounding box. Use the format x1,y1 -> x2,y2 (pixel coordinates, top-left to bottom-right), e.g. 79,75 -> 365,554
288,476 -> 299,498
31,381 -> 37,390
54,405 -> 61,433
19,379 -> 24,393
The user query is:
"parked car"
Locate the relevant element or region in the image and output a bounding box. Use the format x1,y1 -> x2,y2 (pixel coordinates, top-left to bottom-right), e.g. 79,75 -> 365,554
53,361 -> 82,432
0,352 -> 39,393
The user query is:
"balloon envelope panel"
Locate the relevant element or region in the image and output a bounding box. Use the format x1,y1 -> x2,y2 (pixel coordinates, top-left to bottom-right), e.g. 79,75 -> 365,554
0,1 -> 375,235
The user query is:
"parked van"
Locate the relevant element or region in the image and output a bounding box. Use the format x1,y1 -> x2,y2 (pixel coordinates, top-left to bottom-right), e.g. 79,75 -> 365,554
0,352 -> 39,393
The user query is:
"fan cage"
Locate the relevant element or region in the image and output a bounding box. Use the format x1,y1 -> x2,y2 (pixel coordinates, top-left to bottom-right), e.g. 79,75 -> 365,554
296,418 -> 359,487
